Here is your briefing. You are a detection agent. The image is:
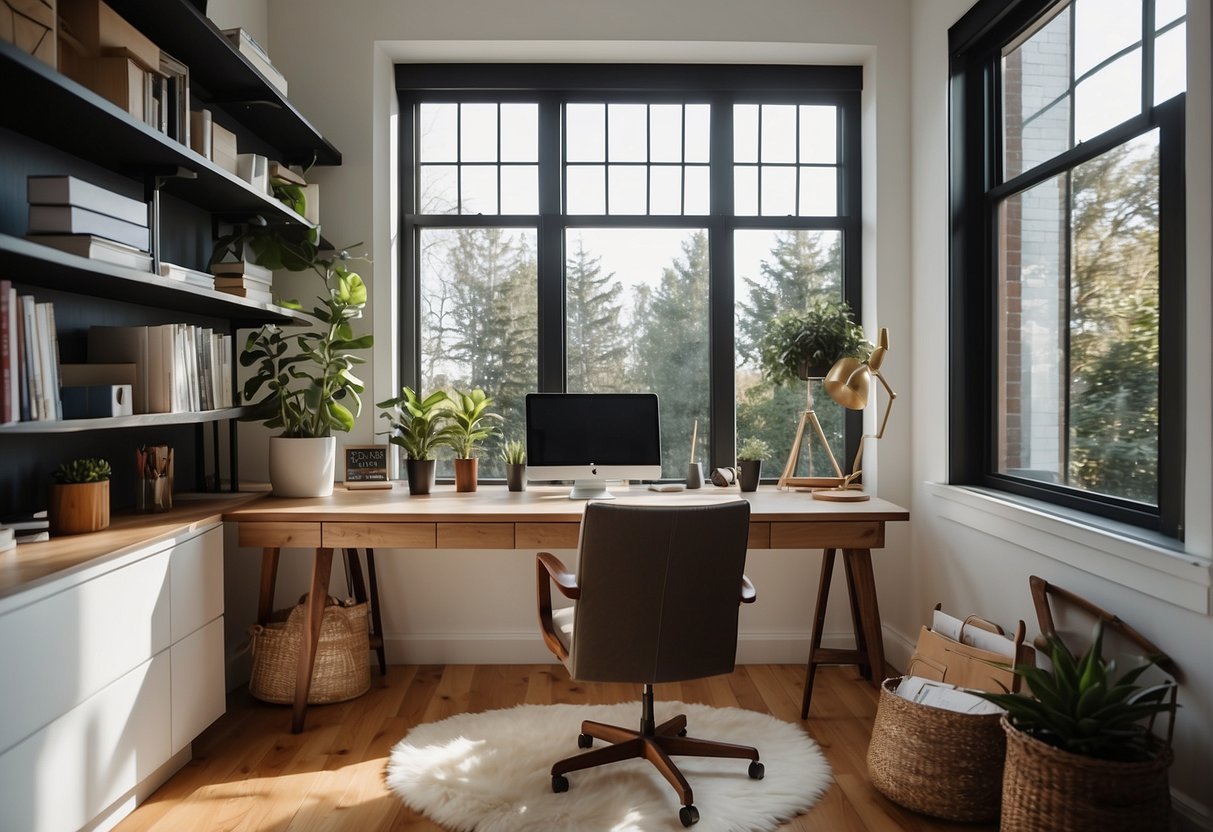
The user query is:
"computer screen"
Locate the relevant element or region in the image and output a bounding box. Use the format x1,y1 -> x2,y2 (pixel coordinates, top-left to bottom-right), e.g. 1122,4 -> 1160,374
525,393 -> 662,499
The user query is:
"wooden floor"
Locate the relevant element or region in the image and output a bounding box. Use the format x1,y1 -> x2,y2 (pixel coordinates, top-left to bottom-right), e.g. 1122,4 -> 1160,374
114,664 -> 994,832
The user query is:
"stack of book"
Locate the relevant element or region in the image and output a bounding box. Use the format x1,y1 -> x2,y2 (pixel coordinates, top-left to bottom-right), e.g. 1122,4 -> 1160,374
88,324 -> 233,415
222,28 -> 288,97
160,262 -> 216,291
1,511 -> 49,545
212,260 -> 273,304
26,175 -> 152,269
1,280 -> 61,425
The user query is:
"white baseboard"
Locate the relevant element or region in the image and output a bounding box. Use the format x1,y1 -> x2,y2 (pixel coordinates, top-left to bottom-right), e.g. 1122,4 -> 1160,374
84,745 -> 191,832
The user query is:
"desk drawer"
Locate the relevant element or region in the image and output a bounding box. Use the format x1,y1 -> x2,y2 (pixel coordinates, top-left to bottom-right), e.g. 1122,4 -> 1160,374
323,522 -> 436,548
238,522 -> 321,548
747,522 -> 771,550
515,523 -> 580,549
437,523 -> 515,549
769,521 -> 884,549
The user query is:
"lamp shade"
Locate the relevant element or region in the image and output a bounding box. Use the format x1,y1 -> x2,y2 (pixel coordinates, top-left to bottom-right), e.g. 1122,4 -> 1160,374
824,357 -> 870,410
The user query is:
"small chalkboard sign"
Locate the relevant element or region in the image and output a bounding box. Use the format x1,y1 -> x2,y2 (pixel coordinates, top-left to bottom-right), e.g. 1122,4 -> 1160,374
344,444 -> 391,489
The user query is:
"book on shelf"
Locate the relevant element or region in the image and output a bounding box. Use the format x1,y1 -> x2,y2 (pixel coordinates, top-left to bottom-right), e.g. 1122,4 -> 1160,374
216,285 -> 273,304
1,280 -> 12,424
189,108 -> 212,160
16,530 -> 50,544
214,274 -> 271,290
88,325 -> 162,414
159,50 -> 190,148
159,261 -> 216,289
0,511 -> 49,532
221,27 -> 288,96
27,175 -> 147,226
210,259 -> 272,283
28,234 -> 154,272
269,162 -> 306,186
28,205 -> 149,251
237,153 -> 269,194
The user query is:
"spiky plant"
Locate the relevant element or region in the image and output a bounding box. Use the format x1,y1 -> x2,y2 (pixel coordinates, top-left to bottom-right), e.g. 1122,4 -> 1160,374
501,440 -> 526,465
53,458 -> 112,483
977,621 -> 1176,762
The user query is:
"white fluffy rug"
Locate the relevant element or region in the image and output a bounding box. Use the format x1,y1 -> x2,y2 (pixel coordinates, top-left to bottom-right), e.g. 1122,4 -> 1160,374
386,701 -> 830,832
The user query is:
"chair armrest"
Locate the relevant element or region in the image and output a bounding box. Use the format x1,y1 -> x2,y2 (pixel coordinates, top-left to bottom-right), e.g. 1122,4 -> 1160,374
741,573 -> 757,604
536,552 -> 579,663
538,552 -> 580,600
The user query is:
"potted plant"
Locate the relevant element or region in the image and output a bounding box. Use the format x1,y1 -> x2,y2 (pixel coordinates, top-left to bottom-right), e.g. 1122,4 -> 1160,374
228,229 -> 373,498
48,458 -> 112,535
977,623 -> 1176,831
377,387 -> 457,495
736,437 -> 772,492
760,298 -> 870,383
502,439 -> 527,492
446,388 -> 502,493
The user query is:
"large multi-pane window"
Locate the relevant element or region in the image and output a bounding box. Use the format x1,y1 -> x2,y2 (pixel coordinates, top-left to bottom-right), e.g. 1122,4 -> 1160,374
950,0 -> 1187,535
398,66 -> 861,480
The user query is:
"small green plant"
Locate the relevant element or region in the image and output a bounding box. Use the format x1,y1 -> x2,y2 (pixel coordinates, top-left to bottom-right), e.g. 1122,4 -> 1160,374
977,622 -> 1176,762
447,389 -> 502,459
53,458 -> 112,484
736,437 -> 773,461
377,387 -> 458,461
501,439 -> 526,465
760,299 -> 870,385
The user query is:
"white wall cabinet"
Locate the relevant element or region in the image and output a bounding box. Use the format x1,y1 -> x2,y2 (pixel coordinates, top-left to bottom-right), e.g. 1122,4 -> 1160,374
0,525 -> 225,832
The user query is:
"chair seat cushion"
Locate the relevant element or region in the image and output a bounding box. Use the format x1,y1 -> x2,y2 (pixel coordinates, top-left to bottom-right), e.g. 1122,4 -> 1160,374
552,606 -> 574,665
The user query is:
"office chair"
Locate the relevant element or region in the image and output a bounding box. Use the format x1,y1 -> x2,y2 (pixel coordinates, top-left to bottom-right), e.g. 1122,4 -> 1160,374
536,500 -> 762,828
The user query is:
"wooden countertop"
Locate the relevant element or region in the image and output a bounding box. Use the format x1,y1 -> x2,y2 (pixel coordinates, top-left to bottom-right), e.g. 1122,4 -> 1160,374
0,492 -> 261,600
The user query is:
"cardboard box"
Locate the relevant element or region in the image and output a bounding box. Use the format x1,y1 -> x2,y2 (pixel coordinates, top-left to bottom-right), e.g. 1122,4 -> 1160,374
1,0 -> 56,67
211,121 -> 238,175
189,108 -> 212,159
58,0 -> 158,71
61,384 -> 133,418
81,54 -> 145,121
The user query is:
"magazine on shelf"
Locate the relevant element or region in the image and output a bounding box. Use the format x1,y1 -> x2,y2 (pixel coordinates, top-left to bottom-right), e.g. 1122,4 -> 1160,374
28,205 -> 149,251
27,175 -> 147,226
29,234 -> 153,272
221,28 -> 288,96
159,261 -> 216,289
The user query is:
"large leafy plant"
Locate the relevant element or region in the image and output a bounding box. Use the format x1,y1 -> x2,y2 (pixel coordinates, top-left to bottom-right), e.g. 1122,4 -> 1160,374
377,387 -> 458,461
447,388 -> 502,459
760,299 -> 870,385
978,622 -> 1175,762
237,234 -> 373,438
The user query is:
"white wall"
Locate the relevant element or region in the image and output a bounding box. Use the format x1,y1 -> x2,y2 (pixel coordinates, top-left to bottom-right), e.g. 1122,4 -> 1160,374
223,0 -> 1211,823
909,0 -> 1213,824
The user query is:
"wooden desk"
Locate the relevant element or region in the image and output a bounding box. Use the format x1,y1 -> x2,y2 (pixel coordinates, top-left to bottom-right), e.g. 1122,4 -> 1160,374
224,485 -> 909,732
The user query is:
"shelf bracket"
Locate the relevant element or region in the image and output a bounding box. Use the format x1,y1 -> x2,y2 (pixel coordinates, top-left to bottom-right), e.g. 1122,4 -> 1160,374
143,165 -> 198,276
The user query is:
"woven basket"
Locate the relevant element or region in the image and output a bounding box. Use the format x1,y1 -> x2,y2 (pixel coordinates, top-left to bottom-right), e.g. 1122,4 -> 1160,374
866,677 -> 1005,822
249,596 -> 370,705
1000,716 -> 1173,832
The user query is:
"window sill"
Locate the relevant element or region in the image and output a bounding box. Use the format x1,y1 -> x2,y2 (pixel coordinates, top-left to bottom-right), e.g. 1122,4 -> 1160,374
926,483 -> 1212,615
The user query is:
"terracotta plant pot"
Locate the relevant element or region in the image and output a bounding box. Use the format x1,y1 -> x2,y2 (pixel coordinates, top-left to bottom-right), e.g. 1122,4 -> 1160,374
49,480 -> 110,535
738,459 -> 763,492
405,459 -> 436,495
454,457 -> 478,492
506,463 -> 527,492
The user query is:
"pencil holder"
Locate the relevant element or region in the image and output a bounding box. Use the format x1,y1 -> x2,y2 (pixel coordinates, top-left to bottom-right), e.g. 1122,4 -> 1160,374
136,444 -> 174,512
686,462 -> 703,489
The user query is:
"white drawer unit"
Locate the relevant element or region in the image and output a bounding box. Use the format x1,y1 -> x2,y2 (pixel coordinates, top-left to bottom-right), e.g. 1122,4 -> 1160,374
0,524 -> 226,832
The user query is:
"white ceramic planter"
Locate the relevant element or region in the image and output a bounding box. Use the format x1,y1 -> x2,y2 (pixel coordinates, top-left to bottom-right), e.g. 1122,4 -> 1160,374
269,436 -> 336,498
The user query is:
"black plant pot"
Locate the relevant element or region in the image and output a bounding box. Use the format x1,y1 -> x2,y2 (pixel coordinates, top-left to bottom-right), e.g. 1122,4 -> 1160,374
738,459 -> 762,492
506,463 -> 527,492
405,458 -> 436,495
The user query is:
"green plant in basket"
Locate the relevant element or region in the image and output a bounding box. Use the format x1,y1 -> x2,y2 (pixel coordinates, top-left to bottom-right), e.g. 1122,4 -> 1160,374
976,621 -> 1176,762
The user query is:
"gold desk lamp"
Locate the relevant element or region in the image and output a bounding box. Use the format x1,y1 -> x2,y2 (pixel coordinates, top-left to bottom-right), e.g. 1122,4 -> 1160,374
812,327 -> 896,502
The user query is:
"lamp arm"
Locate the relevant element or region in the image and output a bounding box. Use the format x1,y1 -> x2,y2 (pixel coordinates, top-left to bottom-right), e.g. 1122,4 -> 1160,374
841,371 -> 897,489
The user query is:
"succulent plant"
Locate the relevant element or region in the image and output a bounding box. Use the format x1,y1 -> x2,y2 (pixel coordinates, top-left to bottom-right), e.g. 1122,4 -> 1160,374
501,440 -> 526,465
736,437 -> 774,461
53,458 -> 112,484
977,621 -> 1176,762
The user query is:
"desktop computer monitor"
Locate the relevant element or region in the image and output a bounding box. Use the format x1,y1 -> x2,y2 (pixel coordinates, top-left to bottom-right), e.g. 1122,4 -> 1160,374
525,392 -> 663,499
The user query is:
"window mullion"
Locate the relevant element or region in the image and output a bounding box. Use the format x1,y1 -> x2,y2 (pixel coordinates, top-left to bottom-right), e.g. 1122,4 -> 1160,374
538,95 -> 565,392
708,92 -> 736,471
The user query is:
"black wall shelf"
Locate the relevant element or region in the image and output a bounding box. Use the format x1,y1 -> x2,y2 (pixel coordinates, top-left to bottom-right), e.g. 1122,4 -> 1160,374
0,407 -> 250,435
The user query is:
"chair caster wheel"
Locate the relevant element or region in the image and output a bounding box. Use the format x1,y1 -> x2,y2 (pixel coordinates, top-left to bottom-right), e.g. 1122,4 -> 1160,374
748,760 -> 765,780
679,805 -> 700,827
551,774 -> 569,793
577,733 -> 593,748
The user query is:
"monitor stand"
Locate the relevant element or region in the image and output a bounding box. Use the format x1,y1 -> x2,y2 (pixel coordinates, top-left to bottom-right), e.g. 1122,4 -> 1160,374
567,480 -> 616,500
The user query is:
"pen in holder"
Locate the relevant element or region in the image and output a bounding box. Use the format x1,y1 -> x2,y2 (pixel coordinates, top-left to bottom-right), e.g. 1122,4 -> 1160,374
686,418 -> 702,489
136,444 -> 173,513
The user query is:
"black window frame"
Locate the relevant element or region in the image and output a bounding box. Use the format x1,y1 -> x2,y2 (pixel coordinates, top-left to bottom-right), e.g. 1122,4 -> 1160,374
949,0 -> 1187,537
396,64 -> 864,478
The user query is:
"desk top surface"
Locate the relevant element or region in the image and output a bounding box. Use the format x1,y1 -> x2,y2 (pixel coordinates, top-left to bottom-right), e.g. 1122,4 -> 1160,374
222,484 -> 910,524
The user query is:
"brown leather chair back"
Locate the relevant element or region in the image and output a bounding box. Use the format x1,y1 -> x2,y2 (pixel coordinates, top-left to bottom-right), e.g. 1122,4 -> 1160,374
569,500 -> 751,684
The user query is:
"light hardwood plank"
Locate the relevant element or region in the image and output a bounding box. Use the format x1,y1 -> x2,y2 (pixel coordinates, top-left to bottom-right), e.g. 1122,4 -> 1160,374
113,665 -> 996,832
